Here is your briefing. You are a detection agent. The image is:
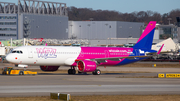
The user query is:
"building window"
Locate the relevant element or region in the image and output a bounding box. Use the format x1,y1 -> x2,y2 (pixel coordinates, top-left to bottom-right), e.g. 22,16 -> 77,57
0,16 -> 16,19
0,34 -> 16,36
159,27 -> 174,39
0,28 -> 16,31
0,22 -> 16,25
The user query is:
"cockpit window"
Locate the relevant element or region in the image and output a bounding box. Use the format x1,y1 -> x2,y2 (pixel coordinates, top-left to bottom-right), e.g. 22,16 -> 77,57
11,50 -> 23,54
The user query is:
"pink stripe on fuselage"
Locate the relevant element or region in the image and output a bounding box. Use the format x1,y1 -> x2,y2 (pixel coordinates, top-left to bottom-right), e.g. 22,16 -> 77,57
136,21 -> 156,43
75,47 -> 133,66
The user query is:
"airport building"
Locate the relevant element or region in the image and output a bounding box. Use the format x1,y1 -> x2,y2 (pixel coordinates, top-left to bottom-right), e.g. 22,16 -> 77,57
0,0 -> 179,48
0,13 -> 17,40
0,0 -> 146,41
0,1 -> 17,40
177,17 -> 180,43
0,0 -> 68,40
68,21 -> 144,40
68,21 -> 179,46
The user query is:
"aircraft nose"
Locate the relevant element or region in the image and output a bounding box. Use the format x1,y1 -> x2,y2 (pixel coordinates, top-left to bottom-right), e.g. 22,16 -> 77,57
5,54 -> 12,63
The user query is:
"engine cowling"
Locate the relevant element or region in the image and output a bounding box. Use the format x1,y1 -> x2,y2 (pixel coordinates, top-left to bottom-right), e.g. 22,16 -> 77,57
77,60 -> 97,72
40,66 -> 59,71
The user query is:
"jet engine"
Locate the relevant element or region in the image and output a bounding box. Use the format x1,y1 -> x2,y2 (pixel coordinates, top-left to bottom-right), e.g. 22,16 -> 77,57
40,66 -> 59,71
77,60 -> 97,72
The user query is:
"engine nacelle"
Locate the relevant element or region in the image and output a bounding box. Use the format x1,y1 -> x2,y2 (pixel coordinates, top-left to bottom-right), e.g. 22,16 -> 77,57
40,66 -> 59,71
77,60 -> 97,72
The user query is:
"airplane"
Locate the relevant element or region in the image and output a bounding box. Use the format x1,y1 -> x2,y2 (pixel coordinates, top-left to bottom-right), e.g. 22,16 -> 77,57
5,21 -> 162,75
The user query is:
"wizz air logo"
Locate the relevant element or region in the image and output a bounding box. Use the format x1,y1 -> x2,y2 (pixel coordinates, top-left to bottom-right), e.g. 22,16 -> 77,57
36,48 -> 57,59
139,49 -> 145,54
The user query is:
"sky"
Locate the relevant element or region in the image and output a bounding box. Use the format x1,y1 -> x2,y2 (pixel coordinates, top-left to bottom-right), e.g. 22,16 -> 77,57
6,0 -> 180,15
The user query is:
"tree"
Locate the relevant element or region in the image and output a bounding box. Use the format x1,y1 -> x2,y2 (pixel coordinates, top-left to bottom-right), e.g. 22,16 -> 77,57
67,6 -> 180,24
168,9 -> 180,25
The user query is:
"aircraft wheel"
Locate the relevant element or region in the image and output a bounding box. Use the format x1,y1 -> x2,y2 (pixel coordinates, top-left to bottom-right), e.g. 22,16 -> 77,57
96,69 -> 101,75
68,69 -> 72,74
92,71 -> 97,75
92,69 -> 101,75
20,71 -> 24,75
72,69 -> 76,75
68,69 -> 76,75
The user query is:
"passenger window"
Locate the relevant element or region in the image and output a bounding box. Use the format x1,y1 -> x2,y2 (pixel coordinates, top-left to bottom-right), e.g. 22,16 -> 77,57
12,51 -> 16,53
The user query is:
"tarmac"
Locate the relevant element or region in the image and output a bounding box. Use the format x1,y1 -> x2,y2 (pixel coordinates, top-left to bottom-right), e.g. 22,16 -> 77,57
0,62 -> 180,97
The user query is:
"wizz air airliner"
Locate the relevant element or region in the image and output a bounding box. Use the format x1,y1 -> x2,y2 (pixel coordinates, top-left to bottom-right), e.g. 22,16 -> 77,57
6,21 -> 162,75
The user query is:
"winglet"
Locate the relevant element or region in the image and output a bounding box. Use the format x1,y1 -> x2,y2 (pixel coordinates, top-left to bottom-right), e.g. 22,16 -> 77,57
157,44 -> 164,54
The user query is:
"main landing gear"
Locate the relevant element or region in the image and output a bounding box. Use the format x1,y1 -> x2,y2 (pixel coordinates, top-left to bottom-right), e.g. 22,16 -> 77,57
68,67 -> 101,75
68,66 -> 76,75
92,69 -> 101,75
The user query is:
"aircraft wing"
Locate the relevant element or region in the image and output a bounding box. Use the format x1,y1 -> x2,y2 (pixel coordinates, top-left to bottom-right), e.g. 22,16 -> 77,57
90,55 -> 151,62
75,55 -> 151,65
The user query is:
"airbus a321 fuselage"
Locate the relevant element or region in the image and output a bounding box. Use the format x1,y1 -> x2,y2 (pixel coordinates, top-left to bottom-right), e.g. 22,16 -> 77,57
6,21 -> 161,75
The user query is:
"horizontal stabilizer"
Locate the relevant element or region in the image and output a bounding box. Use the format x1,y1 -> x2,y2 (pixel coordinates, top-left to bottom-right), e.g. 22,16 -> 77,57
157,44 -> 164,55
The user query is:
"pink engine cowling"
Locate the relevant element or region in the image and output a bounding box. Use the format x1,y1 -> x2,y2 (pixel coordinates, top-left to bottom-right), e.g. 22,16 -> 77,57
40,66 -> 59,71
77,60 -> 97,72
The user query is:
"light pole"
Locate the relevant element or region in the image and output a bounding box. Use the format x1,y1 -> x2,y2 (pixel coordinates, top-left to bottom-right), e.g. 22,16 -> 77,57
79,25 -> 81,44
109,25 -> 111,45
87,24 -> 91,39
105,23 -> 108,46
129,27 -> 132,38
168,18 -> 172,25
79,25 -> 81,39
119,26 -> 122,44
127,27 -> 132,45
69,24 -> 73,44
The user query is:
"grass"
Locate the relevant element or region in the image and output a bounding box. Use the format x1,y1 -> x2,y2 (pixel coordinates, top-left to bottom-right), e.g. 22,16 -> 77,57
71,95 -> 180,101
1,95 -> 180,101
116,76 -> 158,78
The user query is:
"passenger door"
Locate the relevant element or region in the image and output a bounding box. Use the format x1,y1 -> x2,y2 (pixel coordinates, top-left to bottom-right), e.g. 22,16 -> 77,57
105,50 -> 109,58
28,47 -> 33,58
